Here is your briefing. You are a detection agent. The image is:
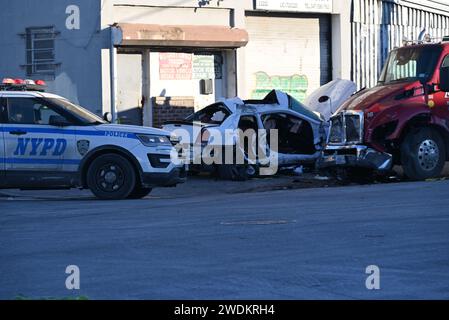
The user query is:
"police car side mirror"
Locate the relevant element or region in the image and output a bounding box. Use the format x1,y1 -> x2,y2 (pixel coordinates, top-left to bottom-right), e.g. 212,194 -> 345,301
103,112 -> 112,123
49,115 -> 71,127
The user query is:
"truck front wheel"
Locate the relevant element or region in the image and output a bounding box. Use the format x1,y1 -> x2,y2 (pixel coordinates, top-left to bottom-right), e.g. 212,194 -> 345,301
400,127 -> 446,180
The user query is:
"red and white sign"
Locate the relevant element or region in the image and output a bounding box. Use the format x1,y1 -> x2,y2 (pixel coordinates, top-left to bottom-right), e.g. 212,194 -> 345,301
159,53 -> 193,80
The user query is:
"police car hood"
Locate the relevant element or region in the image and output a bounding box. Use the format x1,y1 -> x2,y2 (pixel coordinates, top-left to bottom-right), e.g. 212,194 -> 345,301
94,124 -> 171,136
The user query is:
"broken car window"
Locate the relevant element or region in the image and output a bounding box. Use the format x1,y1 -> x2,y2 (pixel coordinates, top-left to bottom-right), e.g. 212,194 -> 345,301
186,103 -> 231,125
262,113 -> 315,155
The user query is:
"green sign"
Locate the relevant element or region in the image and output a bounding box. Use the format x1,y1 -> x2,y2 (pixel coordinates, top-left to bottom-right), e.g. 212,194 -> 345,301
251,72 -> 309,102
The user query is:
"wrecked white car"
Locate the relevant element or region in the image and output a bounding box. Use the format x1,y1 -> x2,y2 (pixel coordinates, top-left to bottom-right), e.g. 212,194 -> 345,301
163,90 -> 326,180
163,81 -> 356,180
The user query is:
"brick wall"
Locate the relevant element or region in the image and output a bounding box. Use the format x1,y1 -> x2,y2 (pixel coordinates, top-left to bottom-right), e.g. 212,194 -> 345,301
152,96 -> 195,128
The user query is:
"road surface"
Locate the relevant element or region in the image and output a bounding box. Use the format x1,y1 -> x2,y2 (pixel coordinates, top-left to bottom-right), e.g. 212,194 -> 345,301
1,178 -> 448,299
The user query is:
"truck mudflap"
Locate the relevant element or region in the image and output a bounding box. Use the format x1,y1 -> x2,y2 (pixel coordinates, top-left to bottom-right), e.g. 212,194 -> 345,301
318,145 -> 393,172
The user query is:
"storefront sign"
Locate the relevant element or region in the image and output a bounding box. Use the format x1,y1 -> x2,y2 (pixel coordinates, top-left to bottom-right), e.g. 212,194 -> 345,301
193,54 -> 223,80
255,0 -> 333,13
159,53 -> 192,80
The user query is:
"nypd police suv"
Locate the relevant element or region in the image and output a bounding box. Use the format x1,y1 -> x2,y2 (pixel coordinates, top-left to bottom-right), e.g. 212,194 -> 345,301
0,78 -> 186,200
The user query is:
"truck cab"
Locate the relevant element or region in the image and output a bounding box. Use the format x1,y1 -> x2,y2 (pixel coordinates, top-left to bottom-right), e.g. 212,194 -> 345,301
320,39 -> 449,180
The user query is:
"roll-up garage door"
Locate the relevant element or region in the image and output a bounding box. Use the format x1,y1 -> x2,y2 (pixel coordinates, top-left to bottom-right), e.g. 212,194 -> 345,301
244,13 -> 331,103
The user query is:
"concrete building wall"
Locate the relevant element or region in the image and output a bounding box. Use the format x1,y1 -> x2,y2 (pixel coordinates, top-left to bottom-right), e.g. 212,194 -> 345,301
100,1 -> 342,115
0,0 -> 107,114
100,0 -> 252,125
3,0 -> 447,123
0,0 -> 350,120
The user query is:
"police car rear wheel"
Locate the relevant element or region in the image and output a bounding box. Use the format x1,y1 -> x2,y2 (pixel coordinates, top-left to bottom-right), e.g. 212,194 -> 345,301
87,154 -> 137,200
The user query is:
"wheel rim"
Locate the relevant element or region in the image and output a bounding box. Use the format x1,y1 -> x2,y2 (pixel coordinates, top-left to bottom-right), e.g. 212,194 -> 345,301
246,165 -> 256,176
96,163 -> 125,193
417,139 -> 440,171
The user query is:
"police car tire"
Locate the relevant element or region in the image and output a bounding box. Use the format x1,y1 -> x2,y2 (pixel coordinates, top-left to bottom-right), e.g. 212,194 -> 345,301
87,154 -> 137,200
128,186 -> 153,199
400,127 -> 446,181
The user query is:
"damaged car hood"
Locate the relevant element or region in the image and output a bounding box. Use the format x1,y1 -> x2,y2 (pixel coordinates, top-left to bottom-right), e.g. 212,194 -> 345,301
304,79 -> 357,122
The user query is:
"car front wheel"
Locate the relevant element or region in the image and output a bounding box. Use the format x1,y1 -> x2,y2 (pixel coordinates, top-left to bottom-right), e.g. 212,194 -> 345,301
87,154 -> 137,200
400,127 -> 446,180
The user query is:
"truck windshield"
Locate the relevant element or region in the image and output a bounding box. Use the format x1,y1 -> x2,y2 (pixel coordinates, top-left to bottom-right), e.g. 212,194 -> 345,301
379,45 -> 442,85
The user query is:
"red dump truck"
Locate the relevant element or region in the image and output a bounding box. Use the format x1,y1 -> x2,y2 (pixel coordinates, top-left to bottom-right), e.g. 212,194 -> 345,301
319,38 -> 449,180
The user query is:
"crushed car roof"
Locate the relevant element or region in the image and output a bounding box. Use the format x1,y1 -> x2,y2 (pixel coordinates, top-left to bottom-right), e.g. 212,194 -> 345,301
217,90 -> 323,122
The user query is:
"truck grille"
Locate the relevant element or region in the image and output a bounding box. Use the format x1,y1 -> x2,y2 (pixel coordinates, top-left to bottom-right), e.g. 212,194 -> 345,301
328,112 -> 363,145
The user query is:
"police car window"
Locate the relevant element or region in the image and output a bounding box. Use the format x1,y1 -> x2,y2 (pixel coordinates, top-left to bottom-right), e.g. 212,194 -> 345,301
0,99 -> 6,123
7,98 -> 68,125
47,98 -> 106,125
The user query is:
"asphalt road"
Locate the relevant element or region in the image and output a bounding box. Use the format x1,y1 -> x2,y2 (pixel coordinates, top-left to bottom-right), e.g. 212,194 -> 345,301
1,178 -> 449,300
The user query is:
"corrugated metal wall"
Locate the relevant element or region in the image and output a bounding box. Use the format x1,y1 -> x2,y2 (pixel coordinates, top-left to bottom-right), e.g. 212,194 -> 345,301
352,0 -> 449,89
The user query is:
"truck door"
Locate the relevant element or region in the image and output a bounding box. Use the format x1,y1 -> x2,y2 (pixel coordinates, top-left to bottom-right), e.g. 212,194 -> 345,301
434,54 -> 449,119
3,96 -> 68,173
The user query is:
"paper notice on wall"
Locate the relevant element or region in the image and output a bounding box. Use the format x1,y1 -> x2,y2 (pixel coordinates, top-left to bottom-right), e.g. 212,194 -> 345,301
193,54 -> 223,80
159,53 -> 193,80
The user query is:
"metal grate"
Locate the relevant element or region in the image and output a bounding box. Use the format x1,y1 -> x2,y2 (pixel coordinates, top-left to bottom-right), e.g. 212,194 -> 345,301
328,112 -> 363,145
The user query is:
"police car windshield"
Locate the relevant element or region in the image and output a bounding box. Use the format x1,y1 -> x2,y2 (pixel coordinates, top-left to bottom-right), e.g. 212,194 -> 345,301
48,98 -> 106,125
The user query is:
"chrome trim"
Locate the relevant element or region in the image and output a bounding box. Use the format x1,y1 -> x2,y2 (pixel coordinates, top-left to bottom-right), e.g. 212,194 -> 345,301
327,111 -> 364,146
319,145 -> 393,172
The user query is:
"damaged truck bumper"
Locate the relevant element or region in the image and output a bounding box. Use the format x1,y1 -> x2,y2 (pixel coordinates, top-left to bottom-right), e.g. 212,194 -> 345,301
318,145 -> 393,171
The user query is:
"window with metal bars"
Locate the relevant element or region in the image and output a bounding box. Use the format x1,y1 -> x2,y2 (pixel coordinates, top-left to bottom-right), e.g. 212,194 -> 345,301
25,27 -> 57,76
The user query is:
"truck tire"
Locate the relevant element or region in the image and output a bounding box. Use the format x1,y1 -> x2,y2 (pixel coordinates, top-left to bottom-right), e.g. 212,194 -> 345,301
128,186 -> 152,199
87,154 -> 137,200
400,127 -> 446,180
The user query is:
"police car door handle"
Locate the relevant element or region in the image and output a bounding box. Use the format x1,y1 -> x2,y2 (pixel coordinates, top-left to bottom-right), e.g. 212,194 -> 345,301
9,130 -> 27,136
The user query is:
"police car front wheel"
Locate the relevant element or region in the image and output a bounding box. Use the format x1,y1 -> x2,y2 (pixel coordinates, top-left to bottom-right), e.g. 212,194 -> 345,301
87,154 -> 137,200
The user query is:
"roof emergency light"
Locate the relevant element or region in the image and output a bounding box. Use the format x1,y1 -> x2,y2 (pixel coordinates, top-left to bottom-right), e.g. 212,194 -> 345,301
2,78 -> 14,84
1,77 -> 47,92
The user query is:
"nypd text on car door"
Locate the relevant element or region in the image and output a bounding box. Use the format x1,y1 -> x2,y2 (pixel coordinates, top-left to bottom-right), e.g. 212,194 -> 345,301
3,96 -> 72,184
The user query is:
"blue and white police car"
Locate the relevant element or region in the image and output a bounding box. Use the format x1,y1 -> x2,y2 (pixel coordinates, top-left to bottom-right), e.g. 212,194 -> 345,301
0,78 -> 186,200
